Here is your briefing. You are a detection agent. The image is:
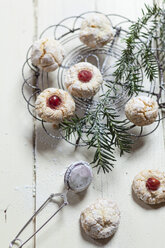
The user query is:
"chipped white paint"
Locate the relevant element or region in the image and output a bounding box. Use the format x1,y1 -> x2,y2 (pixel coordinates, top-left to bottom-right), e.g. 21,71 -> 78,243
0,0 -> 35,247
0,0 -> 165,248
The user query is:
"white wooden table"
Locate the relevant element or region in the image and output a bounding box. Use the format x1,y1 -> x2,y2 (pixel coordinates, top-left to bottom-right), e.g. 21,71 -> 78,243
1,0 -> 165,247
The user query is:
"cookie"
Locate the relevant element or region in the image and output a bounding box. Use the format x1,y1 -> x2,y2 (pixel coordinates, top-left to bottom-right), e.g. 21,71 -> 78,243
80,199 -> 120,239
65,62 -> 103,98
125,96 -> 158,126
132,170 -> 165,204
35,88 -> 75,125
31,38 -> 65,72
79,14 -> 113,48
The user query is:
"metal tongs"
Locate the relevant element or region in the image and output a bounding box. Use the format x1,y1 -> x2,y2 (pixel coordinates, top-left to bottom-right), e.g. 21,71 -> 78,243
9,192 -> 68,248
9,161 -> 93,248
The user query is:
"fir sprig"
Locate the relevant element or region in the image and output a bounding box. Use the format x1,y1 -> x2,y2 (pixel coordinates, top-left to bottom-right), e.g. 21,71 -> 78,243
60,4 -> 164,173
60,93 -> 133,173
113,4 -> 161,96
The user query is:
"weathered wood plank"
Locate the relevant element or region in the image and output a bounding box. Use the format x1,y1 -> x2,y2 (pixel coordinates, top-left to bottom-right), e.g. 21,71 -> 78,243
35,0 -> 165,248
3,0 -> 164,248
0,0 -> 35,247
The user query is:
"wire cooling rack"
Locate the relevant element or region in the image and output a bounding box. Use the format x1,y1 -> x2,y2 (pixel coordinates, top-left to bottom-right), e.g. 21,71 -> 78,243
22,11 -> 165,146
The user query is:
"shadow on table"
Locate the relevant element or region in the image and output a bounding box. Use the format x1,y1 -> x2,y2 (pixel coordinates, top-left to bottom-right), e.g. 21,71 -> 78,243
32,125 -> 94,164
35,125 -> 62,151
131,137 -> 145,153
80,222 -> 115,246
66,189 -> 87,206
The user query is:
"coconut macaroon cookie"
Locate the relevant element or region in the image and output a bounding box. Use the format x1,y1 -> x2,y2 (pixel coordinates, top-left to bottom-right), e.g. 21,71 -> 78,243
80,199 -> 120,239
35,88 -> 75,125
79,14 -> 113,48
132,170 -> 165,205
65,62 -> 103,98
31,38 -> 65,72
125,96 -> 158,126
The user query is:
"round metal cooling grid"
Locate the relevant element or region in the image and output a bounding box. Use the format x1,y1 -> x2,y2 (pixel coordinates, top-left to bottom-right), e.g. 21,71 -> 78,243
21,11 -> 165,146
58,46 -> 127,110
22,12 -> 131,101
22,80 -> 35,108
125,112 -> 161,139
139,113 -> 161,137
57,28 -> 127,87
41,121 -> 64,140
22,59 -> 38,90
57,42 -> 144,111
51,21 -> 143,111
27,91 -> 44,122
25,45 -> 39,73
39,11 -> 122,40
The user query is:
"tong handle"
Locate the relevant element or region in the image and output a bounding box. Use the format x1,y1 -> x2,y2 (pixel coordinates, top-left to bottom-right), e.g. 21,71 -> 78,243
9,191 -> 68,248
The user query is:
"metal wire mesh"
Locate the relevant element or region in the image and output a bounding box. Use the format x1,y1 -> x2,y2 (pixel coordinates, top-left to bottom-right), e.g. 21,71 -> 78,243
22,11 -> 165,145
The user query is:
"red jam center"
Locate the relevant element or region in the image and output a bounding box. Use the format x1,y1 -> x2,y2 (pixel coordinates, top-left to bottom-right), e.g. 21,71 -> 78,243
47,95 -> 61,109
78,70 -> 93,82
146,177 -> 160,191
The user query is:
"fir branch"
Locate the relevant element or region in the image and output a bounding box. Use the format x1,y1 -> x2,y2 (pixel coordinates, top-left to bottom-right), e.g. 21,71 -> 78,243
60,4 -> 165,174
141,46 -> 158,81
60,97 -> 133,173
113,4 -> 161,96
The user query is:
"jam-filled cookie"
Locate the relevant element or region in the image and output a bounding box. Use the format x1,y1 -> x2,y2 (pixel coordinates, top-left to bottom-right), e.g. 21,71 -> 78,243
132,170 -> 165,204
31,38 -> 65,72
65,62 -> 103,98
125,96 -> 158,126
35,88 -> 75,125
79,14 -> 113,48
80,199 -> 120,239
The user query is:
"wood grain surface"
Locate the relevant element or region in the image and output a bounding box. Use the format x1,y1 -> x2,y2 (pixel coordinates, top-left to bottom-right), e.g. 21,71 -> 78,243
0,0 -> 165,248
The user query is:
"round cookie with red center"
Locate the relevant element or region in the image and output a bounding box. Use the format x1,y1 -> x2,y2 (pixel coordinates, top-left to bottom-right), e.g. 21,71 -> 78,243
132,170 -> 165,204
65,62 -> 103,98
35,88 -> 75,125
